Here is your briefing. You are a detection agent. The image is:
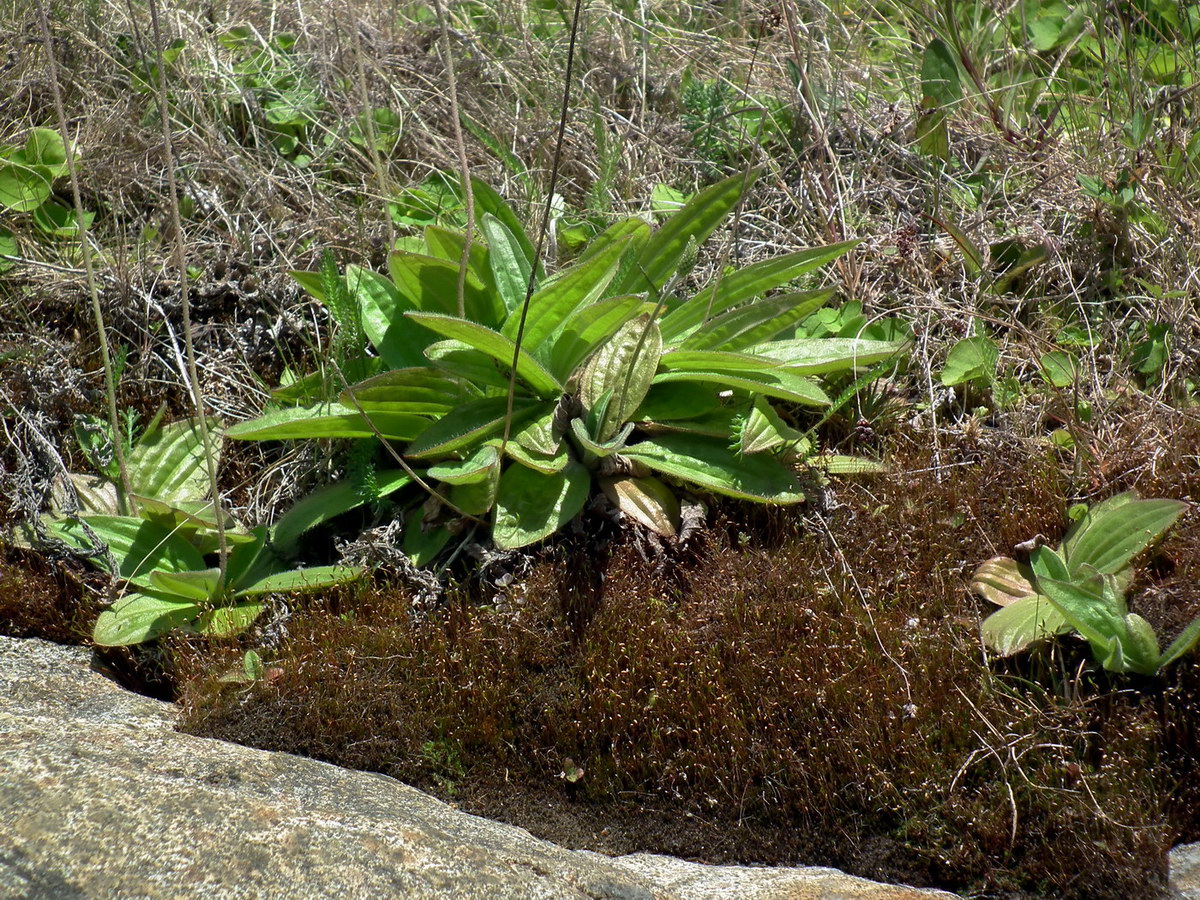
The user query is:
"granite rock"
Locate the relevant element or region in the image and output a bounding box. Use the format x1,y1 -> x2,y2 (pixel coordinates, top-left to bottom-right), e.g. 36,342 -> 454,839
3,634 -> 1185,900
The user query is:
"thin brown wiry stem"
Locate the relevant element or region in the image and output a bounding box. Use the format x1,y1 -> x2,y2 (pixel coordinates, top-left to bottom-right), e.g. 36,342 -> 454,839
433,0 -> 476,319
36,1 -> 133,513
501,0 -> 587,452
146,0 -> 229,576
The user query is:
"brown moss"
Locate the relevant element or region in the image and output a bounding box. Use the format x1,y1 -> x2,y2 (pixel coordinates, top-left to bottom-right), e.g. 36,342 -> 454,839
0,547 -> 97,644
176,428 -> 1200,898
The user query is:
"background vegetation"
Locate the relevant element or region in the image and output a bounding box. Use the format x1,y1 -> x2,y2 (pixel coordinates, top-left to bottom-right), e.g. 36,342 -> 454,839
2,0 -> 1199,897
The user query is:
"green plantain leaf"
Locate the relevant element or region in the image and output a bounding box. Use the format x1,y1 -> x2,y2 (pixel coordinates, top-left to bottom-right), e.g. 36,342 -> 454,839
481,213 -> 533,314
980,594 -> 1069,657
268,471 -> 412,557
466,175 -> 536,272
387,252 -> 500,325
424,340 -> 510,389
339,367 -> 474,414
619,169 -> 755,295
739,396 -> 802,454
1060,492 -> 1187,577
343,264 -> 428,368
126,417 -> 221,506
49,516 -> 206,587
751,338 -> 908,374
149,567 -> 222,603
580,316 -> 663,442
679,290 -> 834,351
93,591 -> 202,647
623,434 -> 805,503
194,601 -> 266,638
235,565 -> 364,596
549,294 -> 656,382
492,461 -> 591,549
1161,615 -> 1200,669
654,367 -> 830,407
428,445 -> 500,484
661,241 -> 858,340
500,235 -> 628,354
406,396 -> 545,458
408,312 -> 563,397
226,403 -> 429,441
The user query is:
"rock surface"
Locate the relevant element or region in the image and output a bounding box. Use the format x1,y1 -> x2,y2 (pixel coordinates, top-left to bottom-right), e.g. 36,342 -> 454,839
0,635 -> 1191,899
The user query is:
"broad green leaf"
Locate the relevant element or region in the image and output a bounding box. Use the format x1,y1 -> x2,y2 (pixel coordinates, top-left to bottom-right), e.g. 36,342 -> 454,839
569,417 -> 634,458
971,556 -> 1037,607
580,316 -> 662,442
1039,351 -> 1078,387
678,290 -> 834,351
268,471 -> 411,557
423,225 -> 505,322
22,128 -> 70,175
504,439 -> 569,474
492,461 -> 591,549
344,264 -> 429,368
941,335 -> 998,386
633,382 -> 724,422
340,367 -> 472,414
513,410 -> 562,456
549,294 -> 656,382
235,564 -> 364,596
661,242 -> 858,340
424,340 -> 510,389
0,163 -> 53,213
980,595 -> 1069,657
32,201 -> 94,238
448,467 -> 500,515
500,235 -> 628,354
404,508 -> 453,566
654,367 -> 830,407
290,269 -> 327,302
1121,613 -> 1163,675
1030,548 -> 1122,651
407,312 -> 563,397
658,349 -> 783,372
577,217 -> 651,265
226,403 -> 429,441
1061,493 -> 1187,576
623,434 -> 805,503
481,213 -> 532,314
406,396 -> 545,458
194,601 -> 266,638
93,591 -> 202,647
739,396 -> 801,454
466,175 -> 536,271
50,516 -> 206,587
600,475 -> 680,537
818,455 -> 886,475
388,252 -> 499,324
149,567 -> 223,603
1160,615 -> 1200,668
126,417 -> 221,505
0,226 -> 16,273
428,445 -> 500,484
751,338 -> 907,375
619,169 -> 755,295
272,357 -> 384,404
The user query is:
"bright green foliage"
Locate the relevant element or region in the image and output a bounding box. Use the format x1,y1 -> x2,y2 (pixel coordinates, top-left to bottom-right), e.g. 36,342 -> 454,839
974,492 -> 1193,674
0,128 -> 91,247
39,415 -> 407,647
231,171 -> 903,549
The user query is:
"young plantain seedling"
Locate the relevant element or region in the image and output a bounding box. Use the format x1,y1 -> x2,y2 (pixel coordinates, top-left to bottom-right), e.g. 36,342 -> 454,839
973,492 -> 1196,675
